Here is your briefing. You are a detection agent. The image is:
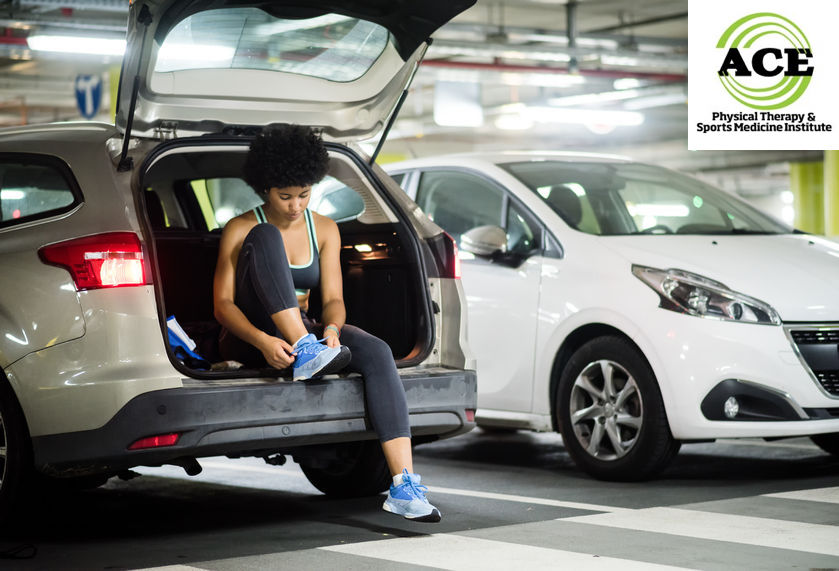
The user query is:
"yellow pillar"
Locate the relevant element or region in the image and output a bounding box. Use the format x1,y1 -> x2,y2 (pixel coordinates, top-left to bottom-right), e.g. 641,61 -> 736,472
789,161 -> 824,234
109,64 -> 121,124
824,151 -> 839,237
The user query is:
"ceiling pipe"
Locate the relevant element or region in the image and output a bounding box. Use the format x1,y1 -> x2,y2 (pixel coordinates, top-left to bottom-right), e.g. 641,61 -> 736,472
588,12 -> 688,34
420,59 -> 685,81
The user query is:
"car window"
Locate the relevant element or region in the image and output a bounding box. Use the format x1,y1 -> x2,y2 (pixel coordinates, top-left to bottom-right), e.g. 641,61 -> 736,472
310,177 -> 365,222
192,178 -> 261,230
0,158 -> 77,228
506,202 -> 540,255
502,161 -> 790,235
156,9 -> 390,83
416,170 -> 504,243
389,172 -> 405,187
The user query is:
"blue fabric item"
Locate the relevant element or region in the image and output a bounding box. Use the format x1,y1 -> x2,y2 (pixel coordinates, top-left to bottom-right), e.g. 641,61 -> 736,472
167,317 -> 210,370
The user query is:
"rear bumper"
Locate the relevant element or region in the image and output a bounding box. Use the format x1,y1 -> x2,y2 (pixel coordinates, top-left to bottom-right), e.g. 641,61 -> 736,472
32,368 -> 476,477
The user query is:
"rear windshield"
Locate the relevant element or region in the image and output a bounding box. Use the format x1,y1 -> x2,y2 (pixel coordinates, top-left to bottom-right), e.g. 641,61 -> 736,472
501,160 -> 791,236
155,8 -> 391,82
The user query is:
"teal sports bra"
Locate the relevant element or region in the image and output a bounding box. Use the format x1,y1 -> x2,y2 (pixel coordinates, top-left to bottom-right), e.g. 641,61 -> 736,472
254,205 -> 320,296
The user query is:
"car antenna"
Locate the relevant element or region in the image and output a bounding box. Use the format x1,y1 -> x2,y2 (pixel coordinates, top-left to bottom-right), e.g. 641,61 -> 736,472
369,40 -> 431,166
117,4 -> 153,172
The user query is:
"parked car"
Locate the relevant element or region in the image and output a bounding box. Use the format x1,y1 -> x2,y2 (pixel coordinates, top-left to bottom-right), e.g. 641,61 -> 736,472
387,151 -> 839,480
0,0 -> 478,516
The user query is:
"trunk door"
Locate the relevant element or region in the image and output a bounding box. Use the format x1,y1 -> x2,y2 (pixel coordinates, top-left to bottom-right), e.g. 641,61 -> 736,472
116,0 -> 475,141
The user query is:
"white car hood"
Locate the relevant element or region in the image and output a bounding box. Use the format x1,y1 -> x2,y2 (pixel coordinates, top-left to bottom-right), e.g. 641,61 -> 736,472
600,233 -> 839,322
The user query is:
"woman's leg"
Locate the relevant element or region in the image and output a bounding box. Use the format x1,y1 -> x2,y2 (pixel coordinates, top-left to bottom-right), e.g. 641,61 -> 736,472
335,324 -> 412,475
233,223 -> 308,343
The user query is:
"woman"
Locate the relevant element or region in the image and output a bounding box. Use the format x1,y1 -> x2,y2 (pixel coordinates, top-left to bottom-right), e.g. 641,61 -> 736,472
213,124 -> 441,522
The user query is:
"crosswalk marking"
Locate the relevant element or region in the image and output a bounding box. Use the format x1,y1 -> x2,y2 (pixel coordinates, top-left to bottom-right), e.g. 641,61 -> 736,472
565,507 -> 839,557
429,485 -> 633,513
321,534 -> 693,570
763,486 -> 839,505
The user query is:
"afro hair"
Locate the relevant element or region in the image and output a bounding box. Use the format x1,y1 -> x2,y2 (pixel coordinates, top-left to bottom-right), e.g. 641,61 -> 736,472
243,124 -> 330,197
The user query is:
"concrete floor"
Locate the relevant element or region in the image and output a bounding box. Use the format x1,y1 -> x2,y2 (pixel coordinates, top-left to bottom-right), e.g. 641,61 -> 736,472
1,431 -> 838,570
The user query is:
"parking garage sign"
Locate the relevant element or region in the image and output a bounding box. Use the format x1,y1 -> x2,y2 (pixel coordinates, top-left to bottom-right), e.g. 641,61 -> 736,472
75,74 -> 102,120
688,0 -> 839,149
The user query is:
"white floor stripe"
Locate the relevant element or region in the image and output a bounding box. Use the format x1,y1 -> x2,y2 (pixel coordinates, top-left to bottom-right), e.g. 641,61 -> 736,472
429,485 -> 632,513
321,534 -> 692,570
565,507 -> 839,556
764,486 -> 839,505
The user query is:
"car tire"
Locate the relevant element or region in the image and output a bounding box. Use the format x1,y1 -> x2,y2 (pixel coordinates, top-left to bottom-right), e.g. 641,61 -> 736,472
556,335 -> 680,481
0,380 -> 31,523
810,433 -> 839,456
299,440 -> 391,498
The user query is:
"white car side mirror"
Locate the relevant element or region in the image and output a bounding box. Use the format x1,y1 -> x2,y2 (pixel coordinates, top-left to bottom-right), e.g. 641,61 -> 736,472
460,225 -> 507,257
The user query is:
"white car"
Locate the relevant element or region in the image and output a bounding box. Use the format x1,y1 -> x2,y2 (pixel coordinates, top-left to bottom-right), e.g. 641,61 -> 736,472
388,151 -> 839,480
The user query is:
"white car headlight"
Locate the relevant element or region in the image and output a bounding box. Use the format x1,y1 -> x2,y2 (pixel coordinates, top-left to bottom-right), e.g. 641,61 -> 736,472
632,265 -> 781,325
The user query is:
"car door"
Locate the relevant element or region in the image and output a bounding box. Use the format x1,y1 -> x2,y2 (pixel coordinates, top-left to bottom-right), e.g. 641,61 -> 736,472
414,168 -> 542,413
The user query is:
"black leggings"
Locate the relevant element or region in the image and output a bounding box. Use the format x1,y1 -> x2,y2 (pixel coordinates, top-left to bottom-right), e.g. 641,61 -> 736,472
219,223 -> 411,442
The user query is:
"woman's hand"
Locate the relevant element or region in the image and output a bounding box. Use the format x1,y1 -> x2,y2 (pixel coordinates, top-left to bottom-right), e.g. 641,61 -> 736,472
324,329 -> 340,348
259,335 -> 295,369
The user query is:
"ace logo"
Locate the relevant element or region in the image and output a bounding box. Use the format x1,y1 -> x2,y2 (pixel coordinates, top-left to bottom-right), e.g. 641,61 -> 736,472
688,0 -> 838,150
715,13 -> 813,110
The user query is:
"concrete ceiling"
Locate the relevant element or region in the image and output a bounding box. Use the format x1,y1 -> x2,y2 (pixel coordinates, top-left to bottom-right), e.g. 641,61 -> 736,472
0,0 -> 822,195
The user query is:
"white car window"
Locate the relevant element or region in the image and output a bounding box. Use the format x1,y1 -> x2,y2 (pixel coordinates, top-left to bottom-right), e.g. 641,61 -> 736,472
416,170 -> 504,243
156,9 -> 390,83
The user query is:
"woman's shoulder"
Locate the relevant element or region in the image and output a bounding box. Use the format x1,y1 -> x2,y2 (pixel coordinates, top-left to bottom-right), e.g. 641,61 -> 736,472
310,210 -> 338,233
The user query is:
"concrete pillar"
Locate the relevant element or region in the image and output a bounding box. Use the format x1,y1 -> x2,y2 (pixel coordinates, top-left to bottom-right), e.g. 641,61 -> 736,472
824,151 -> 839,237
789,161 -> 824,234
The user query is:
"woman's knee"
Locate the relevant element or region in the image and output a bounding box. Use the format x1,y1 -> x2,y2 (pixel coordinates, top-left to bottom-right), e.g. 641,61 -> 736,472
244,222 -> 284,248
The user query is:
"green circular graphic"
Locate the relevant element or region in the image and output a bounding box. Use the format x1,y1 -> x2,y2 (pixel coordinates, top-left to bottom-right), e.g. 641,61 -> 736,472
716,12 -> 812,110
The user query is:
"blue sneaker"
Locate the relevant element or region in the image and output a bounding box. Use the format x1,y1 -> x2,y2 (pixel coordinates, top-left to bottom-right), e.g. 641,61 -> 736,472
292,334 -> 351,381
382,469 -> 441,522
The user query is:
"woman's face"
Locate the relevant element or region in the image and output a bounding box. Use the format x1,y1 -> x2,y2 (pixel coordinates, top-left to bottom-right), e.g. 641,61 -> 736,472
265,185 -> 311,223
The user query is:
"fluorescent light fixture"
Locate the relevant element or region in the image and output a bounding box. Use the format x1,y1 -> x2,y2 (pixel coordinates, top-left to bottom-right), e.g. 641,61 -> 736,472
0,190 -> 24,200
434,81 -> 484,127
780,190 -> 794,205
495,114 -> 534,130
28,35 -> 125,56
548,89 -> 640,107
614,78 -> 643,90
514,105 -> 644,127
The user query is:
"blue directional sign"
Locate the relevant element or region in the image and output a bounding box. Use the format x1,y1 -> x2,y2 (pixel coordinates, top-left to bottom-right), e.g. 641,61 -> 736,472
75,74 -> 102,119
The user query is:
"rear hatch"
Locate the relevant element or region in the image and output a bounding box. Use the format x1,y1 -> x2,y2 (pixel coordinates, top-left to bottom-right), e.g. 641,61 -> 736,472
116,0 -> 475,141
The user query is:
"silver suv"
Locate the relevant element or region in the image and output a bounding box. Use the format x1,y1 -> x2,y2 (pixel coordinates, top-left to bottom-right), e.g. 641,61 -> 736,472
0,0 -> 476,514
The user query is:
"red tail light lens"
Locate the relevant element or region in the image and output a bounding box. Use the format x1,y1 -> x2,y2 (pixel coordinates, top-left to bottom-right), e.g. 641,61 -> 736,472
39,232 -> 148,290
128,433 -> 180,450
427,232 -> 461,279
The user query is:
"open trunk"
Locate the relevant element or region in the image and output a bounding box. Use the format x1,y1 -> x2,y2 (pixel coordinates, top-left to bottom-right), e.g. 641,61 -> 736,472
138,138 -> 432,377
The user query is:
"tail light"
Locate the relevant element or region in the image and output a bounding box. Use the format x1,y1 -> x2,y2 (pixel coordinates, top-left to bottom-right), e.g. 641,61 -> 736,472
39,232 -> 148,290
427,232 -> 461,279
128,433 -> 179,450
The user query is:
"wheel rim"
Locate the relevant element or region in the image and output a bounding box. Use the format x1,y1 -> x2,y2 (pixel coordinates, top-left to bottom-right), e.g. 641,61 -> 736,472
569,359 -> 644,461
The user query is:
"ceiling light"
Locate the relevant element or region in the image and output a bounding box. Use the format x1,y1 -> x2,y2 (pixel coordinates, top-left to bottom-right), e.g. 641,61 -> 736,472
613,78 -> 643,90
495,114 -> 534,130
517,105 -> 644,127
28,35 -> 125,56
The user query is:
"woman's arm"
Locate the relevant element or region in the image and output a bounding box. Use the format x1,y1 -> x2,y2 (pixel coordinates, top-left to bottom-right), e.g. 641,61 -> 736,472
213,217 -> 294,367
315,213 -> 346,348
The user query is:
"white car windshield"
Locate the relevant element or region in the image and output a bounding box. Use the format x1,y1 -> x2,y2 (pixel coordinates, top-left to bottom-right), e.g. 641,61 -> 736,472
501,160 -> 792,236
